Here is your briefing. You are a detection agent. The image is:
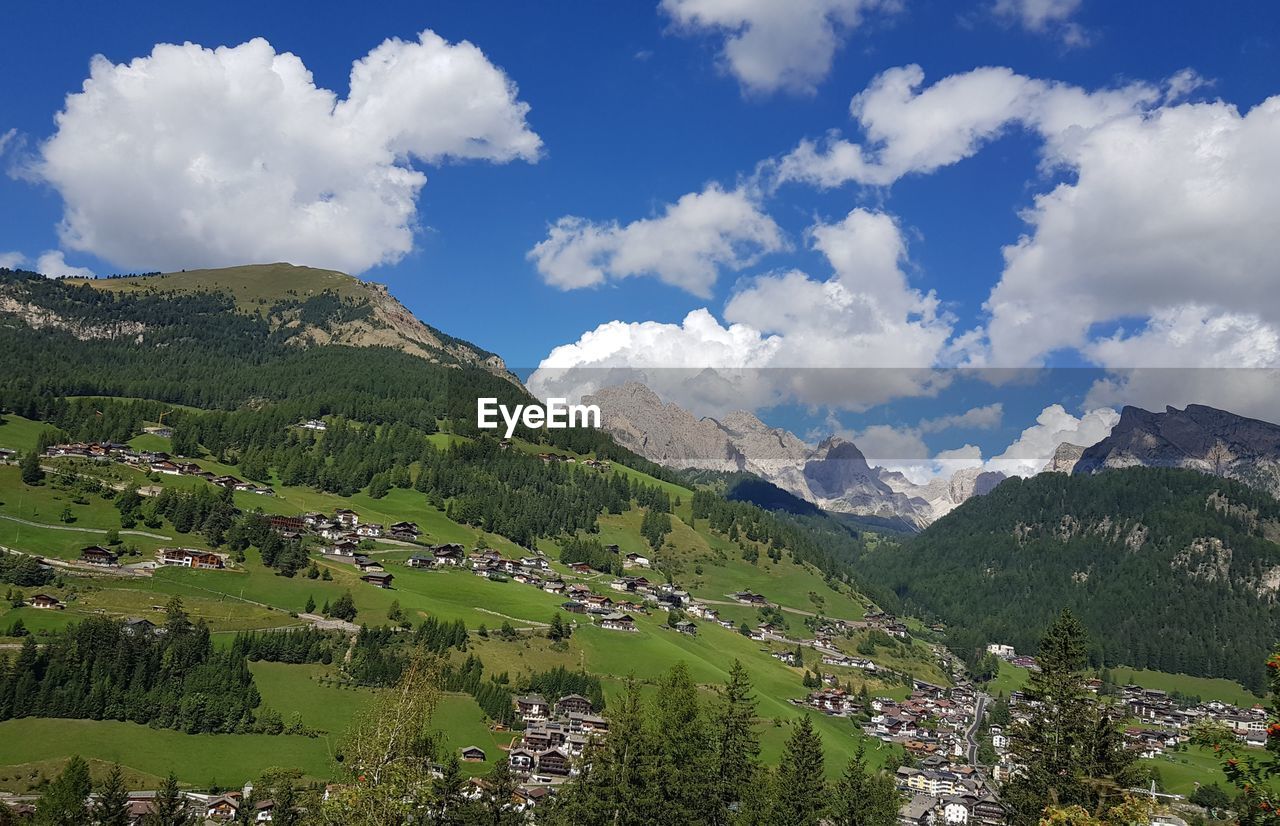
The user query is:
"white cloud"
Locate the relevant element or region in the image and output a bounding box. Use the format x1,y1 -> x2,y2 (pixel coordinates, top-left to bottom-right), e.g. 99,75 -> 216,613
660,0 -> 901,95
985,97 -> 1280,367
35,250 -> 94,279
0,251 -> 25,270
34,32 -> 540,275
527,185 -> 785,297
530,207 -> 953,413
774,64 -> 1159,188
919,402 -> 1004,433
985,403 -> 1119,477
992,0 -> 1087,46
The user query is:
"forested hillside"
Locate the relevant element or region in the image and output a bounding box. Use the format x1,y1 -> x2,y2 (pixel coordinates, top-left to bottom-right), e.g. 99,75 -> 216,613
854,468 -> 1280,691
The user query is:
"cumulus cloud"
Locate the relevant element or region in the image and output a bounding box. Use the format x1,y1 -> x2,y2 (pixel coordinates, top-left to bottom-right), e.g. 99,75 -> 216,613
660,0 -> 901,95
992,0 -> 1087,46
985,403 -> 1119,477
527,185 -> 785,297
984,96 -> 1280,367
34,32 -> 540,275
918,402 -> 1003,433
773,64 -> 1160,188
529,207 -> 952,413
0,251 -> 25,270
35,251 -> 95,279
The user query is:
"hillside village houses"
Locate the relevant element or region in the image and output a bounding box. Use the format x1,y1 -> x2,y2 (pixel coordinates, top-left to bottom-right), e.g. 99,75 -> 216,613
42,440 -> 275,494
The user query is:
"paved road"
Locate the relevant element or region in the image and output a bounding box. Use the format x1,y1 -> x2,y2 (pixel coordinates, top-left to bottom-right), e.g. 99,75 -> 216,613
967,691 -> 989,767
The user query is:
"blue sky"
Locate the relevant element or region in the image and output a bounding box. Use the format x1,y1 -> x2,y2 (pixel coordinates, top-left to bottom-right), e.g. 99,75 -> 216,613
2,1 -> 1278,475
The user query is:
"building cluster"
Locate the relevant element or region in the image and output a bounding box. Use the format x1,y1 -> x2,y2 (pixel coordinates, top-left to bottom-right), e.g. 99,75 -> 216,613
1117,684 -> 1270,752
43,441 -> 275,495
506,692 -> 609,784
864,683 -> 978,760
895,765 -> 1007,826
983,642 -> 1040,671
76,543 -> 226,570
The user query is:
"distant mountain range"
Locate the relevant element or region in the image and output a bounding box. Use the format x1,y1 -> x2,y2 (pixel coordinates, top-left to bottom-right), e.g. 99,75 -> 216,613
585,383 -> 1006,530
587,383 -> 1280,530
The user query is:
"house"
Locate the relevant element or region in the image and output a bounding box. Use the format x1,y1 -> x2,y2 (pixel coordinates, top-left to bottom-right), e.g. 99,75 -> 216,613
29,593 -> 63,610
406,554 -> 436,569
356,523 -> 384,538
299,419 -> 327,431
733,591 -> 767,605
515,694 -> 549,723
204,795 -> 241,821
570,563 -> 593,574
355,558 -> 385,573
673,620 -> 698,636
459,746 -> 487,762
508,748 -> 536,773
170,548 -> 222,570
555,694 -> 594,716
623,552 -> 650,568
543,580 -> 566,595
149,460 -> 181,474
534,748 -> 572,777
430,544 -> 465,565
330,539 -> 361,557
80,545 -> 119,566
334,508 -> 359,528
122,617 -> 158,636
213,475 -> 242,488
268,515 -> 305,533
158,548 -> 225,569
361,571 -> 395,589
389,521 -> 421,540
599,612 -> 636,632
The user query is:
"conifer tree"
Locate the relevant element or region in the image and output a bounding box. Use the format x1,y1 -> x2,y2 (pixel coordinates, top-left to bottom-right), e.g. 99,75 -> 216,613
828,747 -> 900,826
712,660 -> 760,824
145,772 -> 193,826
773,715 -> 827,826
35,753 -> 91,826
20,450 -> 43,485
652,662 -> 716,824
92,764 -> 131,826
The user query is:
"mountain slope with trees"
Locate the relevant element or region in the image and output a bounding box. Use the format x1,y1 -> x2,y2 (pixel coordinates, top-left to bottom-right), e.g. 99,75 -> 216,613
855,467 -> 1280,691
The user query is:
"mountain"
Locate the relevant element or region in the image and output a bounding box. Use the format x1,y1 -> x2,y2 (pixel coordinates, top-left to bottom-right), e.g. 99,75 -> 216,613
855,467 -> 1280,691
60,263 -> 510,374
586,382 -> 1000,528
1074,404 -> 1280,497
1042,442 -> 1087,473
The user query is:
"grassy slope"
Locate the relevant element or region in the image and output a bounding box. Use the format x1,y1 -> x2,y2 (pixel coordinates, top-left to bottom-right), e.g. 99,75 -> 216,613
1113,667 -> 1263,708
70,264 -> 364,314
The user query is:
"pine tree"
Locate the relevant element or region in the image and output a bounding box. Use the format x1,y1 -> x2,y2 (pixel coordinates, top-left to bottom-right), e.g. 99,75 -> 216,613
712,660 -> 760,823
651,662 -> 716,824
35,753 -> 91,825
772,715 -> 827,826
304,595 -> 315,614
1003,609 -> 1135,826
271,782 -> 300,826
20,450 -> 43,485
145,771 -> 193,826
828,747 -> 900,826
482,756 -> 520,826
92,764 -> 131,826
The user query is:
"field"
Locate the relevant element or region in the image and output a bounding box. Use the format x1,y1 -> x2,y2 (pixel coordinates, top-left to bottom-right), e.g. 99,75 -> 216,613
987,661 -> 1030,698
1113,667 -> 1262,707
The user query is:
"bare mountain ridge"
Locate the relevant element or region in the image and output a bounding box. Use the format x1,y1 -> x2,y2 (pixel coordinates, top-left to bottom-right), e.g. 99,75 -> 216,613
1074,403 -> 1280,498
585,382 -> 1002,528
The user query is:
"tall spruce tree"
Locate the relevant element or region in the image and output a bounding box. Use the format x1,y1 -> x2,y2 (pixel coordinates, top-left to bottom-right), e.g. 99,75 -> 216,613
772,715 -> 828,826
651,661 -> 716,824
35,754 -> 91,826
144,772 -> 193,826
1003,609 -> 1135,825
828,747 -> 901,826
712,660 -> 760,823
92,764 -> 131,826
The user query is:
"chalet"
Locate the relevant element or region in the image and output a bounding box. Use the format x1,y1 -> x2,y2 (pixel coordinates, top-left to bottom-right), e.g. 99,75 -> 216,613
583,458 -> 610,470
330,539 -> 360,557
459,745 -> 487,762
176,462 -> 202,475
406,554 -> 436,569
29,593 -> 63,610
355,557 -> 385,573
542,580 -> 566,595
508,748 -> 535,773
158,548 -> 225,569
515,694 -> 549,723
232,481 -> 258,492
204,795 -> 240,821
122,617 -> 158,637
569,562 -> 593,574
389,521 -> 421,541
555,694 -> 593,716
623,552 -> 650,568
568,712 -> 608,734
598,612 -> 636,632
673,620 -> 698,636
430,544 -> 465,565
521,556 -> 550,571
302,512 -> 327,529
212,475 -> 242,488
80,545 -> 119,566
268,515 -> 305,533
561,600 -> 587,614
535,748 -> 572,777
299,419 -> 327,431
356,523 -> 384,538
733,591 -> 767,605
334,508 -> 359,528
361,571 -> 394,589
150,460 -> 181,475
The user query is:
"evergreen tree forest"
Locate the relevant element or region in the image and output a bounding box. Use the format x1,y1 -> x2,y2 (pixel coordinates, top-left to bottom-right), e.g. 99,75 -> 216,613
855,468 -> 1280,690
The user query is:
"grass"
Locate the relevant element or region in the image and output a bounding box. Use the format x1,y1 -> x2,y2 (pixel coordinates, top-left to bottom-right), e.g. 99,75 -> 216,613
1113,667 -> 1262,707
986,661 -> 1031,699
0,414 -> 49,453
73,264 -> 365,314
